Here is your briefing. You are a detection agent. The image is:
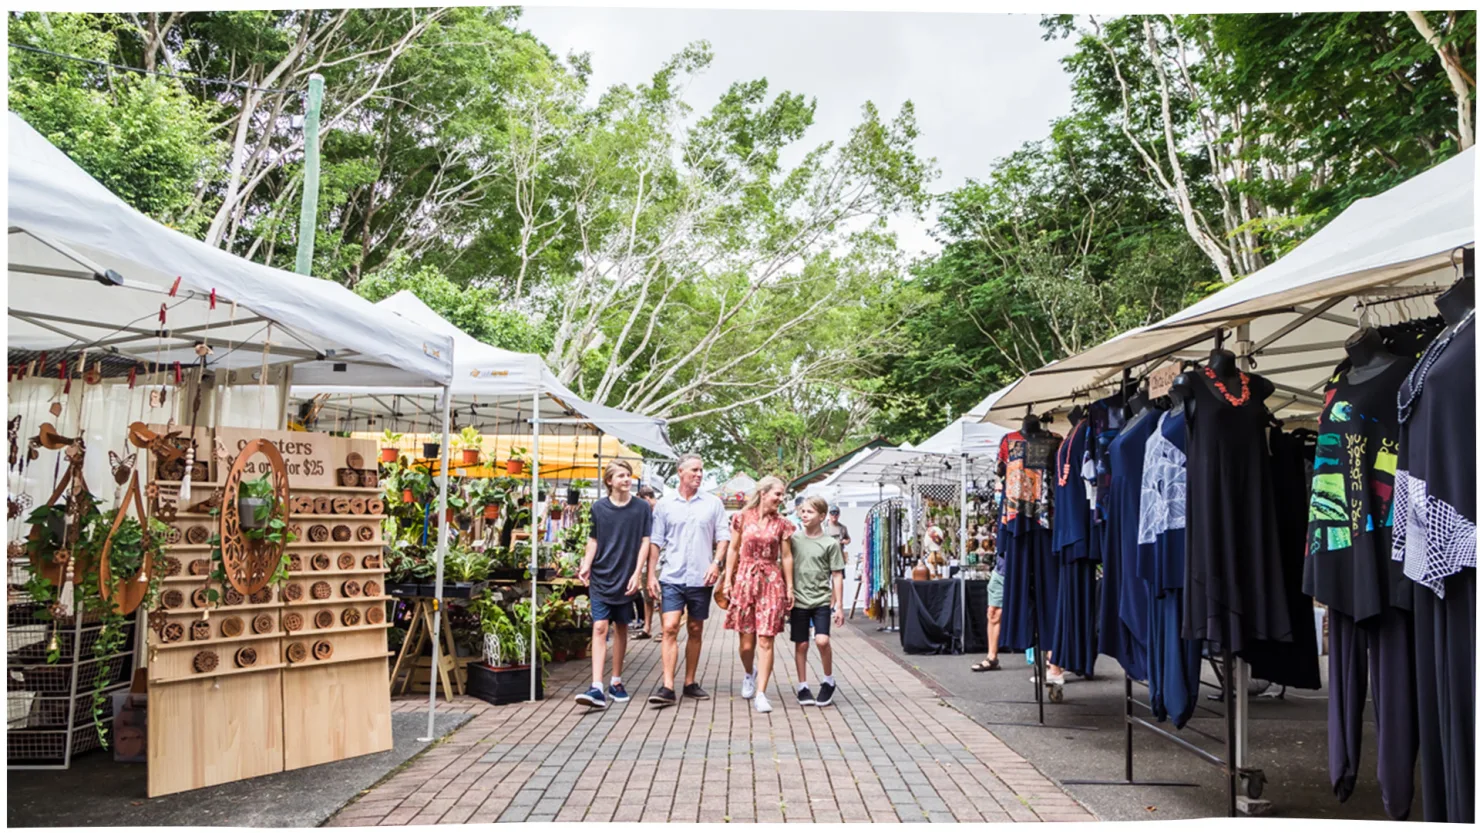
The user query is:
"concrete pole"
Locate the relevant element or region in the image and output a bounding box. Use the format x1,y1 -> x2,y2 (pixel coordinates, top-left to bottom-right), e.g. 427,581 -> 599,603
293,74 -> 325,276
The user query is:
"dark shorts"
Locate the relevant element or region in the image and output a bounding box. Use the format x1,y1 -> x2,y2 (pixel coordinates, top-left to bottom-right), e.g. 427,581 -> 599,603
590,597 -> 635,625
660,583 -> 713,621
790,606 -> 833,643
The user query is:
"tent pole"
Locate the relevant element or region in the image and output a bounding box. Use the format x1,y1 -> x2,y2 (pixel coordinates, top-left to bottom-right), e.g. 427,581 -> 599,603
423,385 -> 451,741
530,387 -> 541,702
959,453 -> 968,654
276,365 -> 293,430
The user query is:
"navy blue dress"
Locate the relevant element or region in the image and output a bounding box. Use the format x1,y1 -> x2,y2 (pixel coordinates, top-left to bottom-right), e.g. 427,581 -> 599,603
1139,408 -> 1201,727
1101,409 -> 1158,681
1050,418 -> 1098,676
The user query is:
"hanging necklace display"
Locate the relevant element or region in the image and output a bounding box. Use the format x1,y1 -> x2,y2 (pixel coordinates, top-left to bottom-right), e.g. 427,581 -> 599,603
1203,366 -> 1252,407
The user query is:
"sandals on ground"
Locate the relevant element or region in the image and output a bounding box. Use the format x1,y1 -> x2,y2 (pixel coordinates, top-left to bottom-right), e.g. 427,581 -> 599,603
971,658 -> 1001,672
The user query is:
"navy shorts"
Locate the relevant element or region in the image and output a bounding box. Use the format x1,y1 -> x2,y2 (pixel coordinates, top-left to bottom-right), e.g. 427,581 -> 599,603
590,597 -> 635,625
660,583 -> 713,621
790,606 -> 833,643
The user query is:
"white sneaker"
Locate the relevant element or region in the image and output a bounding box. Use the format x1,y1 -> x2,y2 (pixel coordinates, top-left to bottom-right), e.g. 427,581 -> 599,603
754,692 -> 772,714
742,674 -> 756,700
1030,673 -> 1066,686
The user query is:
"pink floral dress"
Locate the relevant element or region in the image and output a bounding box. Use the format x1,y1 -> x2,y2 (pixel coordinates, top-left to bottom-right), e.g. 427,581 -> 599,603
724,509 -> 795,636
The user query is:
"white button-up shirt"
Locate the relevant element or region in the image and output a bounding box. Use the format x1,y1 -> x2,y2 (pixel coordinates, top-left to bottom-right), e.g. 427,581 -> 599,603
650,490 -> 731,587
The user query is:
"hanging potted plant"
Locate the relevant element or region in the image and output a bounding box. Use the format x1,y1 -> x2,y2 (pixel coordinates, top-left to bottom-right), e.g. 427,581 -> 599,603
506,447 -> 529,476
455,426 -> 483,465
470,479 -> 508,521
549,503 -> 564,521
567,479 -> 590,507
422,438 -> 442,460
237,474 -> 275,531
379,429 -> 403,464
441,492 -> 468,524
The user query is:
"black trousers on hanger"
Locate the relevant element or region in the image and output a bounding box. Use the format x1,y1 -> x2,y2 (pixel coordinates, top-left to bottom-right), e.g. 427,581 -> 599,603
1413,568 -> 1476,824
1327,606 -> 1418,820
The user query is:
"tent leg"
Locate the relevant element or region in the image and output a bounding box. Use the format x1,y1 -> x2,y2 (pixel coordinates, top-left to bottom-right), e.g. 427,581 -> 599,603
530,387 -> 540,703
422,386 -> 451,742
958,455 -> 968,653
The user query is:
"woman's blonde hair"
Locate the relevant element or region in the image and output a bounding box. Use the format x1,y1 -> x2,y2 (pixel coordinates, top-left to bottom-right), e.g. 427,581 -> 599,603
801,496 -> 829,516
743,475 -> 787,515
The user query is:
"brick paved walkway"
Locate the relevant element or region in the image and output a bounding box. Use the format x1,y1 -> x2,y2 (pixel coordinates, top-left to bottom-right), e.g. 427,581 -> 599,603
331,616 -> 1095,824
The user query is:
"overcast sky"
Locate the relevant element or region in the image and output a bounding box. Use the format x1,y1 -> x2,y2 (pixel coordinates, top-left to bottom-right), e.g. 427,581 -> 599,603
516,7 -> 1077,257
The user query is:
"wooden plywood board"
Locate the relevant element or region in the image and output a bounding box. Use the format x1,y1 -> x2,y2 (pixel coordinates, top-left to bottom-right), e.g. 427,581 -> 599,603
214,429 -> 375,488
282,659 -> 393,770
147,670 -> 285,797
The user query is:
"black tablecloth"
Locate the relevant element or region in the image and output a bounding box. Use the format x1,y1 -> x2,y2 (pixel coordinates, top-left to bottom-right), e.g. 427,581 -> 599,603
897,579 -> 991,655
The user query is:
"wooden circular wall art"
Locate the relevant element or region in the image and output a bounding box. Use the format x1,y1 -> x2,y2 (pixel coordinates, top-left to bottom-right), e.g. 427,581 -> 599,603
283,612 -> 304,632
193,651 -> 218,673
162,557 -> 182,577
362,554 -> 381,569
288,554 -> 303,572
342,580 -> 362,598
310,581 -> 332,600
346,452 -> 364,469
312,640 -> 333,660
161,589 -> 184,609
314,610 -> 334,629
191,621 -> 212,641
332,497 -> 350,515
220,439 -> 291,596
308,524 -> 329,542
292,495 -> 314,515
348,497 -> 366,515
160,622 -> 184,643
220,616 -> 245,638
366,606 -> 384,624
314,496 -> 333,515
234,647 -> 257,667
311,552 -> 331,571
332,524 -> 351,542
223,588 -> 244,606
341,608 -> 360,626
356,525 -> 375,542
286,641 -> 307,663
367,498 -> 384,516
165,527 -> 183,545
185,525 -> 210,545
363,580 -> 381,598
189,559 -> 210,576
282,583 -> 304,602
192,588 -> 211,608
252,614 -> 275,634
337,552 -> 356,570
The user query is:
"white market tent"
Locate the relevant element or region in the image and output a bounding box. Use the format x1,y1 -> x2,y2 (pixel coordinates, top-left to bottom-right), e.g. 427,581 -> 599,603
7,111 -> 465,739
983,147 -> 1476,423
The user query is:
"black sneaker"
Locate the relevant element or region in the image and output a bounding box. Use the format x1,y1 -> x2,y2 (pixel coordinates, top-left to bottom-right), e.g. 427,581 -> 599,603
682,683 -> 710,700
796,686 -> 816,706
816,681 -> 837,706
648,686 -> 677,708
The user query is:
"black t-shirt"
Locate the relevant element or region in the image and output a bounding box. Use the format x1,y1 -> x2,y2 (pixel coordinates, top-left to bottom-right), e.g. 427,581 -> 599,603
588,496 -> 653,604
1303,357 -> 1416,621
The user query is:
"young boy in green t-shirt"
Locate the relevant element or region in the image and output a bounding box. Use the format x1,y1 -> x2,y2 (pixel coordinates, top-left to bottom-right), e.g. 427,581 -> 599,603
789,496 -> 846,706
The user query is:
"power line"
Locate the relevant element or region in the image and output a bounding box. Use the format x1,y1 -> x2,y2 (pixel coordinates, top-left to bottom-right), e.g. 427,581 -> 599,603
8,42 -> 293,95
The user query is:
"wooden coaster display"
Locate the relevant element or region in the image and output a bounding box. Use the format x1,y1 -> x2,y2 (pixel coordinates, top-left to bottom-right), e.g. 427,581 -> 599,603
192,588 -> 211,608
332,497 -> 350,515
313,496 -> 333,515
165,526 -> 183,545
332,524 -> 352,542
355,525 -> 375,542
189,558 -> 211,576
193,651 -> 219,673
337,468 -> 359,487
348,497 -> 367,515
191,620 -> 212,641
219,616 -> 245,638
291,495 -> 314,515
366,606 -> 384,625
185,525 -> 210,545
314,610 -> 334,629
252,614 -> 275,634
283,612 -> 304,632
249,587 -> 272,605
341,580 -> 362,598
341,608 -> 361,627
337,552 -> 356,570
223,588 -> 244,606
311,553 -> 331,571
363,580 -> 381,598
234,647 -> 257,668
362,554 -> 381,569
358,470 -> 378,488
367,498 -> 384,515
160,622 -> 184,643
162,556 -> 182,577
282,583 -> 304,602
288,554 -> 303,572
308,524 -> 329,542
286,641 -> 307,663
310,581 -> 331,600
161,589 -> 185,609
346,452 -> 364,470
312,640 -> 334,660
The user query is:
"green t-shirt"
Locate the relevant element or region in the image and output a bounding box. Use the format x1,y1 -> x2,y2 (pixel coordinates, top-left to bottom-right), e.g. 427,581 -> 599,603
790,530 -> 845,609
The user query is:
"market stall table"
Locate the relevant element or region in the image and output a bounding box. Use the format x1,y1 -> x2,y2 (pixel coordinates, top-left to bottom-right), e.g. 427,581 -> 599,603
897,578 -> 991,654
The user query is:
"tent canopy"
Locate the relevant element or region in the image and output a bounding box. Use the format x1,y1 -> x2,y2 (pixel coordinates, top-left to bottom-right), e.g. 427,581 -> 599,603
984,147 -> 1476,423
359,431 -> 643,480
292,291 -> 677,458
7,113 -> 454,388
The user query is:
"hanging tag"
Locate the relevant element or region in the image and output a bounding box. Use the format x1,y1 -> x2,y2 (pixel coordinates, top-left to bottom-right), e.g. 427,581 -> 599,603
229,301 -> 238,325
209,289 -> 217,310
173,362 -> 183,386
36,352 -> 47,376
168,276 -> 182,297
128,367 -> 137,389
159,304 -> 168,325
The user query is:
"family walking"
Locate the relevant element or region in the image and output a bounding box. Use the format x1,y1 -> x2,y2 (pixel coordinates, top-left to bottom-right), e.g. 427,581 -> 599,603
575,455 -> 845,713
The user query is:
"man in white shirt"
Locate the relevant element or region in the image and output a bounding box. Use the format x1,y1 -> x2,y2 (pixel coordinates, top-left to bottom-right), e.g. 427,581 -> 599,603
644,453 -> 731,708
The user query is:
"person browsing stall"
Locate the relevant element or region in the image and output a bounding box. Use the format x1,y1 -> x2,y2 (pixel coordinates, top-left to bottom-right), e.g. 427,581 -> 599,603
791,497 -> 846,706
575,461 -> 651,709
645,454 -> 731,708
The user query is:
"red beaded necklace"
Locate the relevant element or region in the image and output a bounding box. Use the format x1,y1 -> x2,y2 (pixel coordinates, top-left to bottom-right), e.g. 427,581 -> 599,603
1056,420 -> 1084,486
1204,366 -> 1252,406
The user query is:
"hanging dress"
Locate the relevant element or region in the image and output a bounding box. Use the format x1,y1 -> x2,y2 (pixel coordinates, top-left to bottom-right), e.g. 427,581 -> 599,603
1102,408 -> 1159,681
1050,418 -> 1097,677
1138,407 -> 1201,728
1183,369 -> 1293,654
1393,313 -> 1476,824
998,430 -> 1062,653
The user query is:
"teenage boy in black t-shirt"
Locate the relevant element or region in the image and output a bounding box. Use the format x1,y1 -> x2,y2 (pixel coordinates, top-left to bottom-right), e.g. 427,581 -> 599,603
576,461 -> 652,709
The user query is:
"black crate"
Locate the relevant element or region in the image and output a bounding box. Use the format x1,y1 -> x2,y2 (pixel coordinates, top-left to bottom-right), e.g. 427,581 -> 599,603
466,662 -> 544,706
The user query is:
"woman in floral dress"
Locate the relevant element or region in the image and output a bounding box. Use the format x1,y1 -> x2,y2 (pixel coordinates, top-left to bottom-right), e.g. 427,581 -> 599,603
721,476 -> 795,714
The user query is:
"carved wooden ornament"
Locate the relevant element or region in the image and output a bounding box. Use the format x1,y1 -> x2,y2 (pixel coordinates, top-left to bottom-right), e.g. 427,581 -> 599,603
220,438 -> 291,596
97,470 -> 154,615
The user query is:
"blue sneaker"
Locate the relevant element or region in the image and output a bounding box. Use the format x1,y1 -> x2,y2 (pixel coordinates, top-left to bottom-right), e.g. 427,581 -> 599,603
608,683 -> 630,703
575,686 -> 608,709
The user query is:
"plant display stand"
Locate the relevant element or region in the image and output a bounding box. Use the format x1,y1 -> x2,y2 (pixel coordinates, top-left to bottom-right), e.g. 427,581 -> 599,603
389,597 -> 463,697
144,428 -> 392,797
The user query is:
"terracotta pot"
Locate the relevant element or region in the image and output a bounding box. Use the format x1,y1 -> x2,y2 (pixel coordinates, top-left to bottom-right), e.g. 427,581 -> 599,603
402,489 -> 415,504
549,506 -> 564,521
911,560 -> 930,582
379,447 -> 399,464
461,449 -> 480,465
445,508 -> 456,523
483,505 -> 500,520
507,460 -> 525,475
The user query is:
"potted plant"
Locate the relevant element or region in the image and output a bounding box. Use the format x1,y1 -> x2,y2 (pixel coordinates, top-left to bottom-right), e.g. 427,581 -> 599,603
506,446 -> 529,476
398,467 -> 432,506
443,547 -> 491,598
549,502 -> 564,522
465,597 -> 545,704
422,437 -> 441,460
380,429 -> 403,464
454,426 -> 483,465
566,479 -> 590,506
440,492 -> 468,524
469,478 -> 510,521
237,473 -> 275,531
